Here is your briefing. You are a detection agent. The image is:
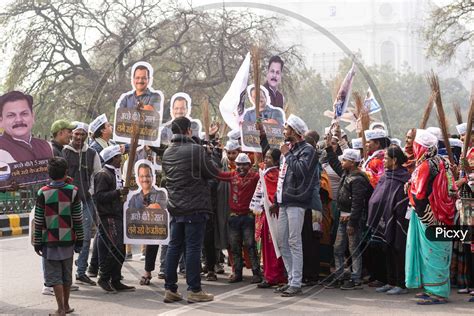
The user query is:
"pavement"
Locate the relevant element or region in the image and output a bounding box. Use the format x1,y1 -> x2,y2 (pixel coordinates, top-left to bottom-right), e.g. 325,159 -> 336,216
0,235 -> 472,315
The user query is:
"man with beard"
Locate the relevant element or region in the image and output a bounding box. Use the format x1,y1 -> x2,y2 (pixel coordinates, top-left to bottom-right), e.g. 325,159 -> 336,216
0,91 -> 53,163
263,56 -> 285,108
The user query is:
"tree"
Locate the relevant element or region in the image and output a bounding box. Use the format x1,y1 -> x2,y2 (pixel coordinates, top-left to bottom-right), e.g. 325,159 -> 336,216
0,0 -> 301,134
422,0 -> 473,69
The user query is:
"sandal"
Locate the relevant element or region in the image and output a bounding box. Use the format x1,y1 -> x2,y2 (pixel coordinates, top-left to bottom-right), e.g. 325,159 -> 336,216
416,296 -> 447,305
414,292 -> 430,299
139,275 -> 152,285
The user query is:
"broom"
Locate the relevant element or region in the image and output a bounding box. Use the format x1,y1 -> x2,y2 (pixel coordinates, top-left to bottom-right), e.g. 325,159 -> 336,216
420,92 -> 436,129
251,46 -> 261,120
461,95 -> 473,174
354,91 -> 370,159
452,102 -> 463,125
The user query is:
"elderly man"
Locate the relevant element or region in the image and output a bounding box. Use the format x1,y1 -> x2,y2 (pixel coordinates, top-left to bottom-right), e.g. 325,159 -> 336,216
0,91 -> 53,163
270,114 -> 318,297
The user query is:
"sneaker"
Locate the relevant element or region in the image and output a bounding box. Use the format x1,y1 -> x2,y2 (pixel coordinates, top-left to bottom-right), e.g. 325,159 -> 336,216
458,288 -> 471,294
324,280 -> 343,289
70,284 -> 79,291
76,274 -> 97,286
274,284 -> 289,293
340,280 -> 362,290
215,263 -> 225,274
158,271 -> 166,279
375,284 -> 394,293
112,282 -> 136,292
87,268 -> 98,278
251,274 -> 263,284
139,254 -> 146,261
257,281 -> 273,289
386,286 -> 408,295
42,286 -> 54,296
163,290 -> 183,303
205,272 -> 217,281
98,279 -> 117,293
228,274 -> 243,283
187,290 -> 214,303
281,286 -> 302,297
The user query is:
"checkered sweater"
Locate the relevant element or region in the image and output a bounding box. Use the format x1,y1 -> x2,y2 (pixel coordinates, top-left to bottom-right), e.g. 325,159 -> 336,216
34,183 -> 84,247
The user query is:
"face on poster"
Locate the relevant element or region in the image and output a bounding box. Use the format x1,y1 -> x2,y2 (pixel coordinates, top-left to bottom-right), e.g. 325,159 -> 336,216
123,159 -> 170,245
160,92 -> 203,145
113,61 -> 164,147
240,85 -> 286,152
0,92 -> 53,189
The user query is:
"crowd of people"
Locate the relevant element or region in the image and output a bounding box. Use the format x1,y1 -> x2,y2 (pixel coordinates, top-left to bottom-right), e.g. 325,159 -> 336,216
1,69 -> 472,315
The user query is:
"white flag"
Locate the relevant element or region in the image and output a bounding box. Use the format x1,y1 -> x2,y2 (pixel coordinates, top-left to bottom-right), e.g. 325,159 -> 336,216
219,53 -> 250,131
363,87 -> 382,114
333,63 -> 356,118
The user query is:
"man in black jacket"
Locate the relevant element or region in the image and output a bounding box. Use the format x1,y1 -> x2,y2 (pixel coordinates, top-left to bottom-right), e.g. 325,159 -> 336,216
162,116 -> 219,303
270,114 -> 318,297
325,146 -> 373,290
94,145 -> 135,293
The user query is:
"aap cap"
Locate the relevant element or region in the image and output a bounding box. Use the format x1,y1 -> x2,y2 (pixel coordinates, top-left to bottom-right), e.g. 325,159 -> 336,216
415,129 -> 438,148
364,129 -> 387,141
72,121 -> 89,133
456,123 -> 473,136
100,145 -> 122,163
286,114 -> 308,136
51,119 -> 75,134
390,138 -> 402,147
449,138 -> 463,148
235,153 -> 251,164
370,122 -> 386,130
227,129 -> 241,141
341,148 -> 361,162
224,140 -> 241,151
426,127 -> 443,141
90,114 -> 108,134
351,138 -> 363,149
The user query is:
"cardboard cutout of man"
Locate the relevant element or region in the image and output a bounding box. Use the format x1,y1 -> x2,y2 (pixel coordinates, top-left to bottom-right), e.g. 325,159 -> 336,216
263,56 -> 285,108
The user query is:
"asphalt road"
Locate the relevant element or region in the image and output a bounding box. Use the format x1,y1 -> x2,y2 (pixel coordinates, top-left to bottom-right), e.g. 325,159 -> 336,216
0,236 -> 472,315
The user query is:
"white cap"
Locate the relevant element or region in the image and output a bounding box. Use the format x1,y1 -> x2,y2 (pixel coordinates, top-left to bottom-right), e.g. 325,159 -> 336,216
324,127 -> 330,135
456,123 -> 472,135
415,129 -> 438,148
90,114 -> 108,134
370,122 -> 386,130
449,138 -> 463,148
364,129 -> 387,141
286,114 -> 308,136
224,140 -> 241,151
426,127 -> 443,141
340,148 -> 361,162
72,121 -> 89,133
227,129 -> 241,141
235,153 -> 251,164
100,145 -> 122,163
351,138 -> 363,149
390,138 -> 402,147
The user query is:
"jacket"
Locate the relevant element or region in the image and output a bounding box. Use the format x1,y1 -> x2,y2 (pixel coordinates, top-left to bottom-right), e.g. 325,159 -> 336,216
278,140 -> 318,209
326,146 -> 373,227
162,134 -> 219,216
63,144 -> 101,201
94,165 -> 123,219
218,170 -> 259,214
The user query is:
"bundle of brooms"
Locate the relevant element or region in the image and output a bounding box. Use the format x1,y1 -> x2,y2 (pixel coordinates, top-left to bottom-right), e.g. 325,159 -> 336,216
353,91 -> 370,159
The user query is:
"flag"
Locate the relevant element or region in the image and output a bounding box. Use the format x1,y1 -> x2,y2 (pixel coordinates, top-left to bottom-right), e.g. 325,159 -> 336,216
364,87 -> 382,114
219,53 -> 250,131
333,63 -> 356,118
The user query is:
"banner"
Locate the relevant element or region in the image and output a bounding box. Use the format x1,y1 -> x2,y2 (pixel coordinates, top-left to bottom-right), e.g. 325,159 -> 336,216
113,61 -> 164,147
333,63 -> 356,118
123,159 -> 170,245
364,87 -> 382,114
219,52 -> 250,131
240,121 -> 284,153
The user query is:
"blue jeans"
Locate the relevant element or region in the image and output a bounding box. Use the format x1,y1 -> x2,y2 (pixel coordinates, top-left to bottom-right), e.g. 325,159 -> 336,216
165,216 -> 206,292
76,198 -> 93,276
228,214 -> 260,275
333,221 -> 362,282
277,206 -> 305,288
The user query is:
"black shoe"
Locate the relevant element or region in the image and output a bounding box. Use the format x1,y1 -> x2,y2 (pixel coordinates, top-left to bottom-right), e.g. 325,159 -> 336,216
251,274 -> 263,284
76,274 -> 97,286
98,279 -> 117,293
215,263 -> 225,274
324,280 -> 343,289
112,282 -> 136,292
340,280 -> 362,290
228,274 -> 243,283
87,269 -> 98,278
257,281 -> 273,288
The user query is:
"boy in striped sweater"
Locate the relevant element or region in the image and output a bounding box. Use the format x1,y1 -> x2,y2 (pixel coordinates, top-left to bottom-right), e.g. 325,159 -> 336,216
34,157 -> 84,315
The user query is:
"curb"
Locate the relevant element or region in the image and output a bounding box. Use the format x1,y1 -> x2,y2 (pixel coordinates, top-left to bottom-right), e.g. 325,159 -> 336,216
0,213 -> 29,237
